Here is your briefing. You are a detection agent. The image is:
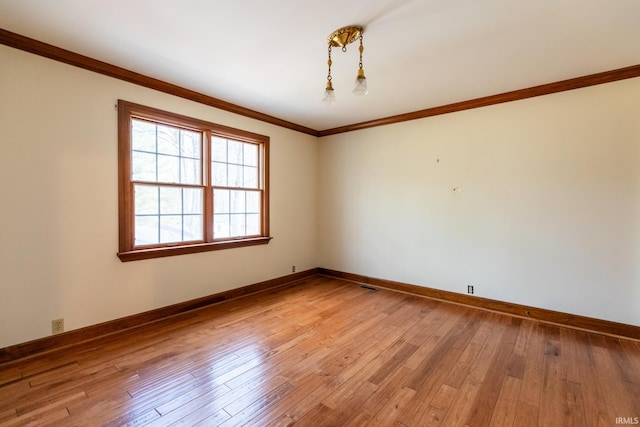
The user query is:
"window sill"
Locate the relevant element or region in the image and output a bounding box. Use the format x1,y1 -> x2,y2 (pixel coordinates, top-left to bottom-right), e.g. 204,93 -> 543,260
117,236 -> 273,262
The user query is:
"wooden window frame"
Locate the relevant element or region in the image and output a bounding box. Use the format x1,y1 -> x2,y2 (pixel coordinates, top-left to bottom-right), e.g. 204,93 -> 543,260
117,100 -> 271,262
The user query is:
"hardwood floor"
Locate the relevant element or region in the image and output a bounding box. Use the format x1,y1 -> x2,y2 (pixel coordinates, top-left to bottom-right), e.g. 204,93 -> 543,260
1,275 -> 638,426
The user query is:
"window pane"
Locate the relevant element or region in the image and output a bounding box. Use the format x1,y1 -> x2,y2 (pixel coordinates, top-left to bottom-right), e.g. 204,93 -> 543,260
214,214 -> 230,238
246,191 -> 261,214
158,154 -> 180,183
121,102 -> 269,258
133,122 -> 202,186
160,215 -> 182,243
243,143 -> 258,167
230,214 -> 246,237
230,190 -> 246,213
159,187 -> 181,214
181,158 -> 201,185
135,186 -> 204,245
132,151 -> 156,182
157,124 -> 179,155
243,166 -> 258,189
181,130 -> 201,159
228,140 -> 243,164
135,185 -> 158,215
183,214 -> 203,241
211,137 -> 227,162
228,164 -> 242,187
183,188 -> 203,215
214,189 -> 230,213
132,120 -> 156,152
212,162 -> 228,186
247,214 -> 260,235
135,215 -> 159,246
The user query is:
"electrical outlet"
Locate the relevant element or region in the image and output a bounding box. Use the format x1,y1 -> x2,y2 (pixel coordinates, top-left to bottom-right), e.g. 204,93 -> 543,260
292,265 -> 296,273
52,318 -> 64,334
467,285 -> 474,295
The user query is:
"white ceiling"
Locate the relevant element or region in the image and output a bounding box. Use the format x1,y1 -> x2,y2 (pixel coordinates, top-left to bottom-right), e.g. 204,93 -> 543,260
1,0 -> 639,132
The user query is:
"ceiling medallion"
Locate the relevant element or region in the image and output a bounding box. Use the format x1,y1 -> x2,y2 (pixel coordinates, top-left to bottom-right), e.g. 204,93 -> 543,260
327,25 -> 362,49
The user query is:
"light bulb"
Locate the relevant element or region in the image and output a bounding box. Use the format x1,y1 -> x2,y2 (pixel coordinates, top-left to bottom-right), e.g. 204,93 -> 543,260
353,69 -> 368,96
322,84 -> 335,105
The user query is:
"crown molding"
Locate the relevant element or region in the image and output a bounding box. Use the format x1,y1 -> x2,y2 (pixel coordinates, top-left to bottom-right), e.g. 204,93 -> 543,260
318,64 -> 640,136
0,28 -> 319,136
2,28 -> 639,138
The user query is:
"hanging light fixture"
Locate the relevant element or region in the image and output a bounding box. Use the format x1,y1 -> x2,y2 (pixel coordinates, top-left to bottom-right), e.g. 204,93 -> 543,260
323,44 -> 336,105
322,25 -> 367,104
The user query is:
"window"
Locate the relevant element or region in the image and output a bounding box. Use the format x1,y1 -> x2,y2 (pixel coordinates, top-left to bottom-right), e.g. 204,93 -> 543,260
118,100 -> 270,261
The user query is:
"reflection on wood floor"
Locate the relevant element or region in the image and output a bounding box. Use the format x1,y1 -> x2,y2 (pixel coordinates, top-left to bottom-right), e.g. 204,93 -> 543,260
1,275 -> 639,426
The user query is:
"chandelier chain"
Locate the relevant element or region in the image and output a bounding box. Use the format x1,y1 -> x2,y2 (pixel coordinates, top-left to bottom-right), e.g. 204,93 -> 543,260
327,45 -> 332,82
358,34 -> 364,70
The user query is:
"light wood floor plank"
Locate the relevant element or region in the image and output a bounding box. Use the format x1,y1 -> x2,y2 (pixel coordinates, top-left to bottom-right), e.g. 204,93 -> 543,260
0,275 -> 638,426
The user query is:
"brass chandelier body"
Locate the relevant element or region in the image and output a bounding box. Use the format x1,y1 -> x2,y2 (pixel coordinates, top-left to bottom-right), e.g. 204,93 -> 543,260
328,25 -> 362,49
323,25 -> 367,104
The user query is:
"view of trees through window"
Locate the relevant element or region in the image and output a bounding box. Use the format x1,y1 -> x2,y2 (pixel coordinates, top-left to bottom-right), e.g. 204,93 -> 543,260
132,119 -> 204,245
118,100 -> 270,261
130,121 -> 264,246
211,136 -> 261,239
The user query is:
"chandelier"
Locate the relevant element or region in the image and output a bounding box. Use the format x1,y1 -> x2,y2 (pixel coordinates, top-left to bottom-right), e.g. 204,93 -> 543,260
322,25 -> 368,105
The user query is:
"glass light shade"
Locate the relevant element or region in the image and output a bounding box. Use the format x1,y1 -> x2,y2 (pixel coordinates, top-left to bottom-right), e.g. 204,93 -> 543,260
322,88 -> 336,105
353,76 -> 368,96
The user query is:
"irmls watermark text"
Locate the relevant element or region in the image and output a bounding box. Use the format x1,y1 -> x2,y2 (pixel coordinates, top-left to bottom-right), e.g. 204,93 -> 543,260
616,417 -> 639,425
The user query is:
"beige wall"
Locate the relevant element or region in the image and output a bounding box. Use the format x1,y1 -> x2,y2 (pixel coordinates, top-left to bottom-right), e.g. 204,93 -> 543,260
0,46 -> 318,348
318,77 -> 640,326
2,43 -> 639,349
